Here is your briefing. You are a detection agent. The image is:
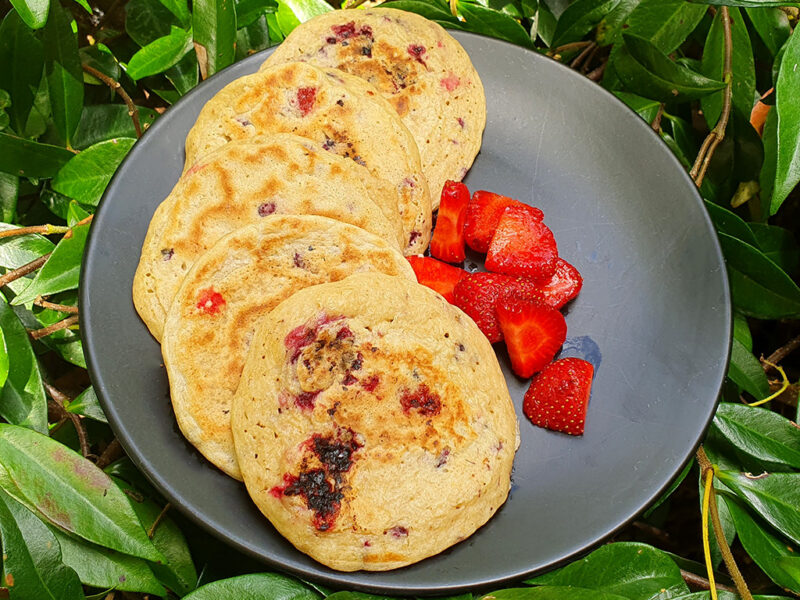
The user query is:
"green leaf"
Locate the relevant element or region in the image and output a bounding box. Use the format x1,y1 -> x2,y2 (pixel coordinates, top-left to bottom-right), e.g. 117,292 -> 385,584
381,0 -> 459,22
127,27 -> 193,80
80,44 -> 121,84
713,403 -> 800,470
745,7 -> 791,56
611,91 -> 660,122
457,1 -> 535,48
643,459 -> 693,517
727,337 -> 770,399
526,542 -> 690,599
11,222 -> 90,306
51,137 -> 136,206
0,225 -> 54,270
159,0 -> 191,26
481,590 -> 628,600
0,488 -> 84,600
65,386 -> 107,423
749,223 -> 800,275
595,0 -> 640,46
9,0 -> 50,29
235,0 -> 277,28
0,424 -> 163,562
193,0 -> 238,77
773,27 -> 800,213
700,8 -> 755,128
732,311 -> 752,351
716,470 -> 800,546
279,0 -> 333,23
0,11 -> 45,137
43,0 -> 84,147
125,0 -> 183,46
183,573 -> 321,600
72,105 -> 157,150
236,14 -> 272,61
0,172 -> 19,222
614,34 -> 726,102
165,49 -> 200,95
689,0 -> 800,6
551,0 -> 621,48
622,0 -> 707,53
52,528 -> 167,595
718,232 -> 800,319
777,558 -> 800,587
30,290 -> 85,367
703,200 -> 758,247
0,296 -> 46,434
760,107 -> 778,218
724,496 -> 800,592
0,133 -> 74,179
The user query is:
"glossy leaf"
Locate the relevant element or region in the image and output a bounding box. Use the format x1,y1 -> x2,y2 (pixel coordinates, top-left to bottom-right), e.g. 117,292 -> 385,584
51,137 -> 135,206
65,387 -> 107,423
622,0 -> 707,53
0,172 -> 18,223
52,528 -> 167,595
727,337 -> 770,399
0,225 -> 54,270
551,0 -> 620,48
611,91 -> 660,122
716,470 -> 800,546
703,200 -> 758,247
164,50 -> 199,95
159,0 -> 191,26
457,2 -> 535,48
671,593 -> 792,600
127,27 -> 193,80
73,105 -> 157,150
0,11 -> 45,137
9,0 -> 49,29
0,488 -> 84,600
749,223 -> 800,275
732,311 -> 752,351
527,542 -> 689,598
236,14 -> 272,61
595,0 -> 641,47
760,107 -> 778,218
0,133 -> 74,179
724,496 -> 800,592
125,0 -> 183,46
80,44 -> 121,84
236,0 -> 277,27
700,8 -> 755,128
183,573 -> 321,599
481,590 -> 628,600
0,424 -> 163,561
0,296 -> 47,434
719,232 -> 800,319
773,27 -> 800,214
713,403 -> 800,470
746,7 -> 791,56
689,0 -> 800,6
31,290 -> 85,368
193,0 -> 238,77
43,0 -> 84,147
281,0 -> 333,23
381,0 -> 458,22
11,222 -> 90,305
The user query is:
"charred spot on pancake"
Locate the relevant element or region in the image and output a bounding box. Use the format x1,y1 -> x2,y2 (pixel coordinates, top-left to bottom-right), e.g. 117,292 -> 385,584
257,202 -> 276,216
361,45 -> 372,57
161,248 -> 174,261
350,352 -> 363,370
310,428 -> 363,475
400,384 -> 441,416
336,98 -> 345,106
361,374 -> 380,392
296,87 -> 317,116
283,469 -> 343,531
457,343 -> 466,352
196,287 -> 225,315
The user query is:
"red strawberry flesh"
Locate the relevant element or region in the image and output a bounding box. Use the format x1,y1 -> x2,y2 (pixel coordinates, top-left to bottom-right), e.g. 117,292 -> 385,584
486,206 -> 558,281
537,257 -> 583,309
407,256 -> 465,303
523,358 -> 594,435
496,297 -> 566,378
430,181 -> 470,263
464,191 -> 543,253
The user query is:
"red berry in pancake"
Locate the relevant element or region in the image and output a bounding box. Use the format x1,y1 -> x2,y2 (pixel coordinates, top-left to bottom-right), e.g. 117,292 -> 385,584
523,358 -> 594,435
296,87 -> 317,116
430,181 -> 470,263
406,256 -> 465,303
196,287 -> 225,315
464,191 -> 543,252
486,206 -> 558,281
496,297 -> 566,378
537,258 -> 583,309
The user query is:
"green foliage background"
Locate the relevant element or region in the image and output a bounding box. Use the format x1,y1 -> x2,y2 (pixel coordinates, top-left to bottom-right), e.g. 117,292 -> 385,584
0,0 -> 799,597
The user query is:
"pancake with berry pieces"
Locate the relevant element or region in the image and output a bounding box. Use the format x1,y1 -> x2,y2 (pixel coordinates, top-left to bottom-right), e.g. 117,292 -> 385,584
133,134 -> 405,341
161,216 -> 415,480
231,273 -> 518,571
184,61 -> 431,254
260,8 -> 486,205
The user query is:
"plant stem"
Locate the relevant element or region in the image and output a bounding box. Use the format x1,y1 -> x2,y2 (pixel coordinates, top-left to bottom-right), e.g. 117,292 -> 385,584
148,503 -> 171,538
33,296 -> 79,314
548,40 -> 592,58
766,334 -> 800,366
81,64 -> 142,138
96,438 -> 123,470
689,7 -> 732,187
570,42 -> 597,70
587,60 -> 608,81
0,225 -> 70,239
680,569 -> 734,593
29,314 -> 79,340
0,254 -> 50,289
45,383 -> 91,458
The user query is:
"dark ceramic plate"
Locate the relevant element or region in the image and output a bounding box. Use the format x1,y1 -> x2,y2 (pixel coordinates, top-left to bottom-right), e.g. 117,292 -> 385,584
81,32 -> 731,595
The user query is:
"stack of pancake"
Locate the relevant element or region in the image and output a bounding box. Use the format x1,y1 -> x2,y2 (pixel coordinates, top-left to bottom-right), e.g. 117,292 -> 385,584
132,8 -> 518,572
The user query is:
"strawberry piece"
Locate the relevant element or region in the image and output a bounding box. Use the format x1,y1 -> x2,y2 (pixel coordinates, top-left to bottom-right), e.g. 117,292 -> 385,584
496,297 -> 566,378
453,272 -> 544,343
464,191 -> 543,252
407,256 -> 465,303
430,181 -> 470,263
537,258 -> 583,309
486,206 -> 558,281
523,358 -> 594,435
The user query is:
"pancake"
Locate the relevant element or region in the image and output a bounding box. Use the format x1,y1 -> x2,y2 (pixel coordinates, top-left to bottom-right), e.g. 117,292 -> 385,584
162,216 -> 415,480
133,134 -> 405,341
184,61 -> 432,253
261,8 -> 487,205
232,273 -> 518,571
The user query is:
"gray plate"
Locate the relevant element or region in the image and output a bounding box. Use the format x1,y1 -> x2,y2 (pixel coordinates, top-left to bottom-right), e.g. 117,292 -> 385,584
80,33 -> 731,595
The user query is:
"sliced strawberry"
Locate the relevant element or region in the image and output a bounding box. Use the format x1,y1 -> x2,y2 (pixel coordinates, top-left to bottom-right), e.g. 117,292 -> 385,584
464,191 -> 543,253
430,181 -> 470,263
536,258 -> 583,309
453,273 -> 545,343
407,256 -> 465,303
496,297 -> 566,378
523,358 -> 594,435
486,206 -> 558,281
